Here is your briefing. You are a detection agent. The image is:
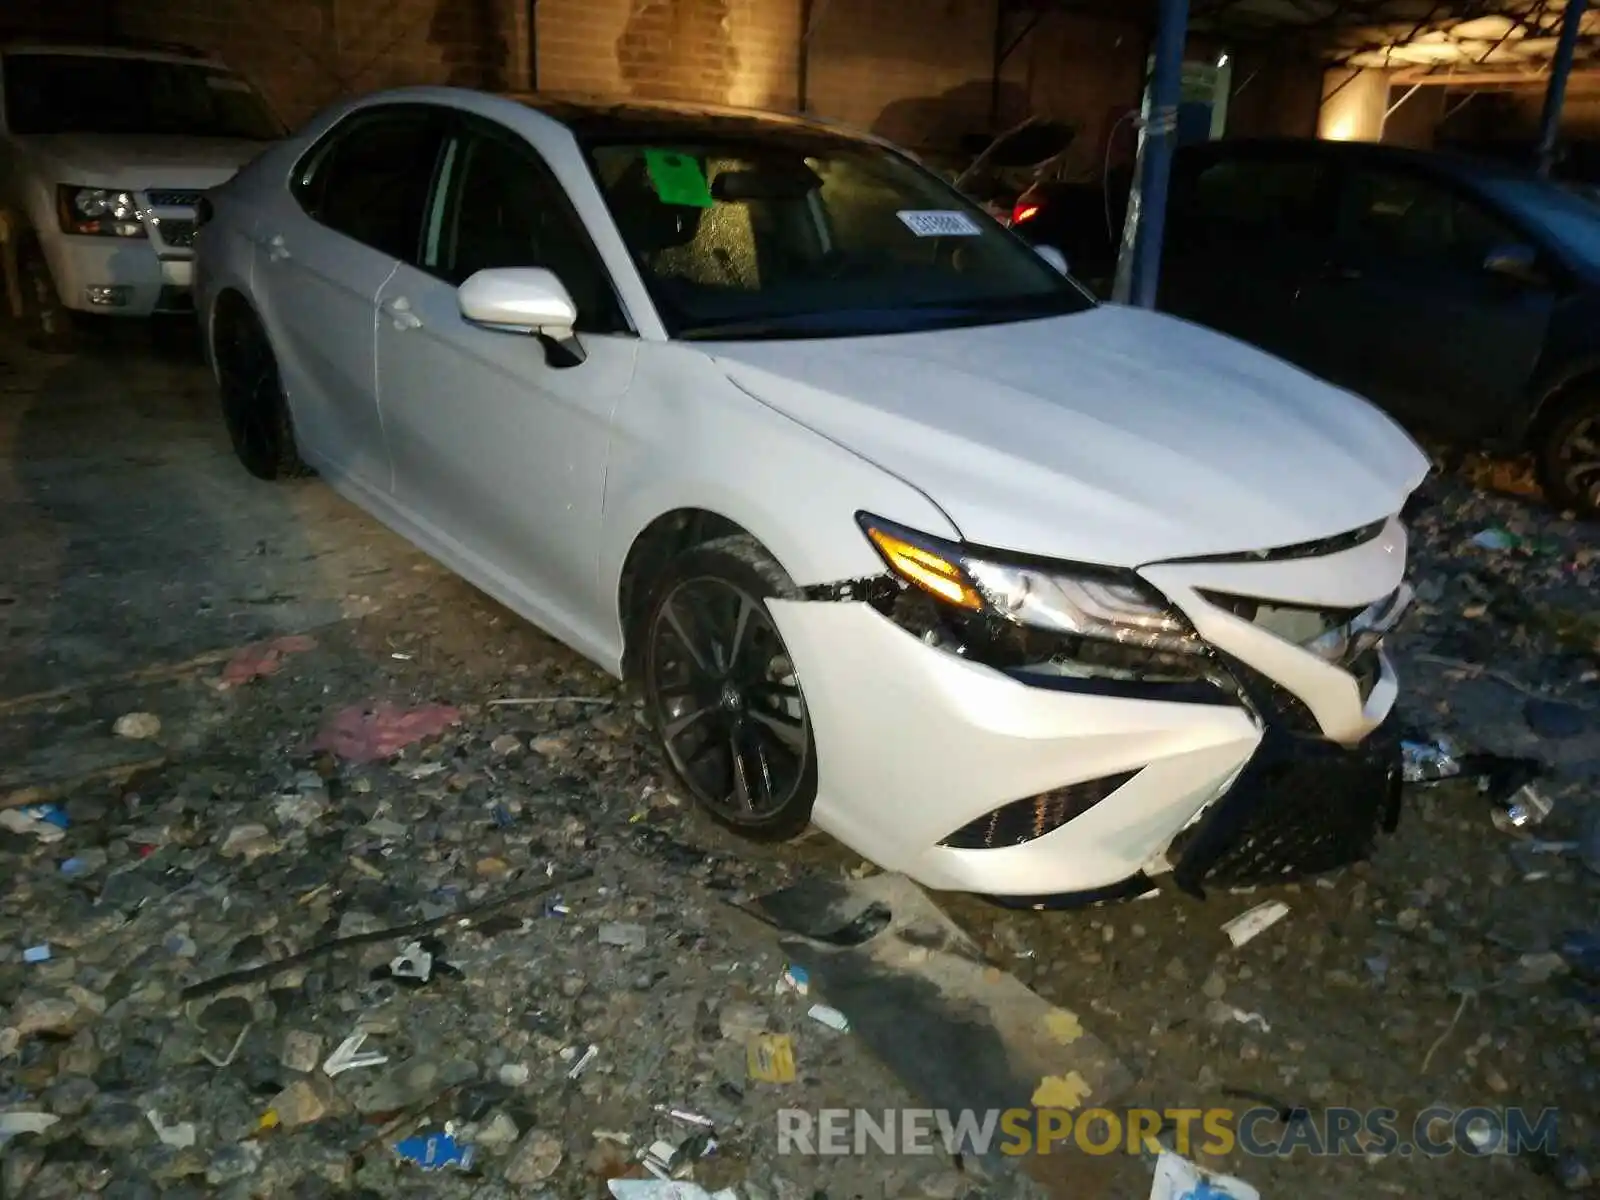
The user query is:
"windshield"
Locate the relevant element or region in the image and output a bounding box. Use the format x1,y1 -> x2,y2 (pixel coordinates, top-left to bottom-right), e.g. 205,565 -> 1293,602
1479,176 -> 1600,269
584,133 -> 1094,339
2,53 -> 284,140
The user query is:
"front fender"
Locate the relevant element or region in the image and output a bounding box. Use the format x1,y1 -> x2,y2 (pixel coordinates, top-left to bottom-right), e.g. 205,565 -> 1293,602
597,345 -> 957,665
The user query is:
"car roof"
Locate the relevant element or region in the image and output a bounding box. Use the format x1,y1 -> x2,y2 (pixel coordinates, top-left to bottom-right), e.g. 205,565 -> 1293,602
500,90 -> 877,146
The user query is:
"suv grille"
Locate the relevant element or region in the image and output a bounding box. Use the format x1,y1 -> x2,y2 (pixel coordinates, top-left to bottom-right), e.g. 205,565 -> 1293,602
146,189 -> 204,208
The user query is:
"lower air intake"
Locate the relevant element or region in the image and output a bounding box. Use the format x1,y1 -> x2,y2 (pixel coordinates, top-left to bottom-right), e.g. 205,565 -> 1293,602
939,770 -> 1141,850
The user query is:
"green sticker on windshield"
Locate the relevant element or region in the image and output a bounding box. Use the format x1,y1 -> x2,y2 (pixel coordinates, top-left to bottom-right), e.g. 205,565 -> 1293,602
643,149 -> 715,208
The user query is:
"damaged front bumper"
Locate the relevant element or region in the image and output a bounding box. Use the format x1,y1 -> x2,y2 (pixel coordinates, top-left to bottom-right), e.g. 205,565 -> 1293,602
770,516 -> 1413,902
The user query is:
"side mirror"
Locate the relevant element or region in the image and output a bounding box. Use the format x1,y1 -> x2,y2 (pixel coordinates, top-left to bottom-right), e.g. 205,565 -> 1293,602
1483,243 -> 1543,285
1035,243 -> 1070,276
458,267 -> 585,365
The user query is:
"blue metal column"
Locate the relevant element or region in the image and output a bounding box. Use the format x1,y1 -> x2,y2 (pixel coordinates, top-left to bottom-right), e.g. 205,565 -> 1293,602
1538,0 -> 1589,178
1112,0 -> 1191,307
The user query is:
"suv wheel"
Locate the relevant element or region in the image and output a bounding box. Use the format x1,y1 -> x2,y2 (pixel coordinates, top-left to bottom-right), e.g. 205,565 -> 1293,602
641,535 -> 818,841
16,239 -> 74,352
1536,389 -> 1600,518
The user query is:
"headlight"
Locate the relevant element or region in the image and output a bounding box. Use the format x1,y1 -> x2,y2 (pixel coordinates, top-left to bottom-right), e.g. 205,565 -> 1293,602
858,513 -> 1199,654
57,186 -> 146,237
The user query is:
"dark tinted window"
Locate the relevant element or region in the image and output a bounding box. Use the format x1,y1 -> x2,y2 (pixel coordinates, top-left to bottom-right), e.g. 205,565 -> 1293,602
426,129 -> 625,333
1178,156 -> 1330,241
1,53 -> 282,139
298,111 -> 446,261
1338,169 -> 1518,267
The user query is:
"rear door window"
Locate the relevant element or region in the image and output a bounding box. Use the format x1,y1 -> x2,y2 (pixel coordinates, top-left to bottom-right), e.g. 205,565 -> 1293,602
294,108 -> 448,261
1177,155 -> 1332,245
1336,167 -> 1520,269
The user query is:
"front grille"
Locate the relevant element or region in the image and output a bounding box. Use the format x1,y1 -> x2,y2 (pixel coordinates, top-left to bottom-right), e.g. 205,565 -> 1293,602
154,219 -> 196,248
1167,723 -> 1402,894
940,770 -> 1140,849
146,189 -> 204,208
1225,657 -> 1320,734
1201,591 -> 1364,644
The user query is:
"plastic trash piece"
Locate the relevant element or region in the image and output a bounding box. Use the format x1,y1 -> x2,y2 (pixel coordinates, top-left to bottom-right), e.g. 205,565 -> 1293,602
1,805 -> 68,843
746,1032 -> 797,1083
147,1110 -> 197,1148
652,1104 -> 715,1128
394,1131 -> 476,1172
388,940 -> 434,983
1221,900 -> 1289,948
807,1003 -> 850,1032
1402,735 -> 1462,784
313,702 -> 461,763
609,1182 -> 739,1200
322,1031 -> 388,1076
217,634 -> 317,688
775,964 -> 810,996
1471,527 -> 1519,551
1149,1149 -> 1259,1200
566,1043 -> 599,1079
22,944 -> 50,963
1490,782 -> 1555,833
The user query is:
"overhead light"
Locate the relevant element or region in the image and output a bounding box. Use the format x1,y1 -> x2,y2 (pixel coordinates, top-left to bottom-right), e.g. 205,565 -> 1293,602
1217,53 -> 1230,68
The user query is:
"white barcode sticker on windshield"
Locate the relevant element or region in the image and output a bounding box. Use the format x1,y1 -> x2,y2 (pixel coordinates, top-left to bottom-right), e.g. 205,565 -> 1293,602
897,210 -> 982,237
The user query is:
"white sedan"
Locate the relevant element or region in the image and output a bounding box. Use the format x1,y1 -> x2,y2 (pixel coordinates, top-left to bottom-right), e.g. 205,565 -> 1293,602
193,86 -> 1429,903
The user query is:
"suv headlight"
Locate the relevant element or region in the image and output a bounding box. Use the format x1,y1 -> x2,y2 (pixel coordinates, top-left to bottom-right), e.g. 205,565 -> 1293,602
58,186 -> 146,237
857,513 -> 1200,654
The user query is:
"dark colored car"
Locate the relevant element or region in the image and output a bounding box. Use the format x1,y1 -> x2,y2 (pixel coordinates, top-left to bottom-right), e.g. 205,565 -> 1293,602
1010,139 -> 1600,517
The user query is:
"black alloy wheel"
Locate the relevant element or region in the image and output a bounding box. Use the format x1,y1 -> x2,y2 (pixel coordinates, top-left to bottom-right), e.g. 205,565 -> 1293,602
214,304 -> 311,481
1538,392 -> 1600,519
643,538 -> 817,840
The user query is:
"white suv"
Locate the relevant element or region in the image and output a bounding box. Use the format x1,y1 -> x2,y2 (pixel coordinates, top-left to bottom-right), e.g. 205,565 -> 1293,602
0,38 -> 282,341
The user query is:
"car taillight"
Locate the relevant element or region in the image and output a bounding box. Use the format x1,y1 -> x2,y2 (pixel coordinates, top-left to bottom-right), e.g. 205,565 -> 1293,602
1012,201 -> 1041,225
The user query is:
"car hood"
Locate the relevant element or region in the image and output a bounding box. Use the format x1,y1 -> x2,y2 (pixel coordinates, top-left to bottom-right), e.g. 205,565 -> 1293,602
709,305 -> 1430,568
18,133 -> 274,189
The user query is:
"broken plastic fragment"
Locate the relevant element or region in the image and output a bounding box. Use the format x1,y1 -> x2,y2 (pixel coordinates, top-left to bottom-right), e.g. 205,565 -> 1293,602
775,963 -> 809,996
609,1181 -> 740,1200
313,702 -> 461,763
1149,1149 -> 1259,1200
1222,900 -> 1290,948
22,944 -> 50,963
807,1003 -> 850,1032
1402,736 -> 1462,784
652,1104 -> 715,1128
566,1043 -> 599,1079
394,1131 -> 476,1172
1490,782 -> 1554,833
147,1109 -> 198,1148
217,634 -> 317,688
387,940 -> 434,983
323,1031 -> 388,1076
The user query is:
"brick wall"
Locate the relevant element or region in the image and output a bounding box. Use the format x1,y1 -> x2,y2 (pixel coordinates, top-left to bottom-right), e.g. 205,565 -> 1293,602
4,0 -> 1320,153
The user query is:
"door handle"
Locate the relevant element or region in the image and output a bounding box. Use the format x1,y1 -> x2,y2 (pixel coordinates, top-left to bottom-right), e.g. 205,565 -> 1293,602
382,296 -> 423,331
267,234 -> 290,263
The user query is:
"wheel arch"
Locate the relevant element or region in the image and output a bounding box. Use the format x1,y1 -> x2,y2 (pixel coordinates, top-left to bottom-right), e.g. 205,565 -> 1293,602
1528,358 -> 1600,453
614,506 -> 776,684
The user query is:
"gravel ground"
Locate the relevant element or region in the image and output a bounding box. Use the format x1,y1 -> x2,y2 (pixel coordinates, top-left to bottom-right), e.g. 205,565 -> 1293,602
0,321 -> 1596,1200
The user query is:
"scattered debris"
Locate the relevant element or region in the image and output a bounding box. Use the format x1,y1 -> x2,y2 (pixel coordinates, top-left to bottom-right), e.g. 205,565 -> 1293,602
0,803 -> 68,842
775,963 -> 810,996
1205,1002 -> 1271,1034
313,701 -> 462,762
566,1043 -> 599,1079
21,943 -> 49,963
1489,780 -> 1555,833
216,634 -> 317,688
807,1003 -> 851,1032
146,1109 -> 197,1149
393,1130 -> 476,1172
111,710 -> 161,739
323,1031 -> 388,1076
1221,901 -> 1290,948
1149,1149 -> 1259,1200
746,1033 -> 797,1083
609,1183 -> 739,1200
0,1111 -> 59,1150
1402,735 -> 1462,783
598,921 -> 648,951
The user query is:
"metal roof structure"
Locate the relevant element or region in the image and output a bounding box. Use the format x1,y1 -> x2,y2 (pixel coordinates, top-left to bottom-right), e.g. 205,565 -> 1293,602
1012,1 -> 1600,76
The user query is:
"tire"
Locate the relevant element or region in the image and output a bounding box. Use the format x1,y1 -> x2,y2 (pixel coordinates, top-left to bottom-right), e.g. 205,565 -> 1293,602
16,238 -> 76,352
212,301 -> 313,481
641,534 -> 818,842
1534,389 -> 1600,518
